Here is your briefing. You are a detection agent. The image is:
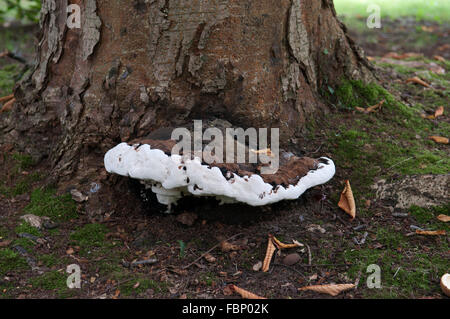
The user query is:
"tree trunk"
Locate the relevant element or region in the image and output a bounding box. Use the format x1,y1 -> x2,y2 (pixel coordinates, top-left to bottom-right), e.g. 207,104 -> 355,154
2,0 -> 373,185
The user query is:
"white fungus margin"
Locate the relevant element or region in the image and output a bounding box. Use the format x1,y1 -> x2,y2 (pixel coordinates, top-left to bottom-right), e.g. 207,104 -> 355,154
104,142 -> 336,209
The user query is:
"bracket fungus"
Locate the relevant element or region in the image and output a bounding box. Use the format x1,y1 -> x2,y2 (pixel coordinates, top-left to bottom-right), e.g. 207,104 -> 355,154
104,138 -> 335,212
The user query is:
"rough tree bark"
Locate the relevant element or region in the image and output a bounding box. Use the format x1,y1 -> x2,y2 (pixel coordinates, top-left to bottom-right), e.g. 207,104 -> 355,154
1,0 -> 373,187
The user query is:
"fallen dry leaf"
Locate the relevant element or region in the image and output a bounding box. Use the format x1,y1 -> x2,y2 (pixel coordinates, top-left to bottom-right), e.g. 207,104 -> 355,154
298,283 -> 355,296
383,52 -> 422,60
434,55 -> 446,63
66,248 -> 74,255
437,44 -> 450,51
0,94 -> 14,103
220,241 -> 241,252
262,236 -> 276,272
133,282 -> 140,289
0,98 -> 15,113
356,100 -> 385,114
405,77 -> 431,88
203,253 -> 216,263
271,234 -> 303,249
338,180 -> 356,220
421,25 -> 435,33
416,230 -> 446,236
437,215 -> 450,223
429,136 -> 449,144
434,106 -> 444,118
229,285 -> 267,299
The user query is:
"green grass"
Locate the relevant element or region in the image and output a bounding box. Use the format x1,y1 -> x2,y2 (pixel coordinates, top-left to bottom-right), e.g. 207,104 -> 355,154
24,188 -> 78,221
70,223 -> 110,256
334,0 -> 450,23
0,248 -> 28,275
0,64 -> 19,96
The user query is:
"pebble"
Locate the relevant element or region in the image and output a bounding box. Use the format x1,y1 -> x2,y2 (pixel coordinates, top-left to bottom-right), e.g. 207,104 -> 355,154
282,253 -> 301,266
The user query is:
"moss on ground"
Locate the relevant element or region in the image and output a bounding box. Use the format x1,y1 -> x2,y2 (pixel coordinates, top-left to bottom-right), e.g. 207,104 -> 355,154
0,248 -> 28,276
28,270 -> 77,298
70,223 -> 111,256
24,188 -> 77,221
0,64 -> 19,96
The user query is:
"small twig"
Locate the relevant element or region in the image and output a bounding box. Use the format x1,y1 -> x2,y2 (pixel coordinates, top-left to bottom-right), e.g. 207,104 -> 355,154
310,143 -> 325,154
182,233 -> 244,269
393,267 -> 401,279
386,156 -> 415,171
305,243 -> 312,266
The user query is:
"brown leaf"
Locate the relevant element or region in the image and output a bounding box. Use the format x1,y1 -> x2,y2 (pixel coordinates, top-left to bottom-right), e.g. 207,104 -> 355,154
133,282 -> 140,289
434,106 -> 444,118
338,180 -> 356,219
262,236 -> 276,272
357,100 -> 385,114
405,77 -> 431,88
220,241 -> 241,252
223,285 -> 234,296
229,284 -> 267,299
416,230 -> 446,236
437,214 -> 450,223
66,248 -> 74,255
298,283 -> 355,296
271,234 -> 303,249
203,253 -> 216,263
0,94 -> 14,103
0,98 -> 15,113
425,106 -> 445,119
434,55 -> 446,63
429,136 -> 449,144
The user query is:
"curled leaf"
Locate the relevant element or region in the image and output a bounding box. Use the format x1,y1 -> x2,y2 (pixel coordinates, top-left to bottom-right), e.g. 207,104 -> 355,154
416,230 -> 446,236
271,234 -> 303,249
0,94 -> 14,103
262,236 -> 276,272
429,136 -> 449,144
338,180 -> 356,220
437,214 -> 450,223
405,77 -> 431,88
229,284 -> 266,299
0,98 -> 15,113
434,106 -> 444,118
298,283 -> 355,296
434,55 -> 446,63
357,100 -> 385,114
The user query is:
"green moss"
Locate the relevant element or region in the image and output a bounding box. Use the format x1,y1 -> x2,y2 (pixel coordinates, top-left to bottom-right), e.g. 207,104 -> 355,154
29,271 -> 68,292
0,64 -> 19,96
410,204 -> 450,232
24,188 -> 77,221
12,153 -> 34,170
0,248 -> 28,275
70,223 -> 109,255
38,254 -> 58,268
15,222 -> 42,237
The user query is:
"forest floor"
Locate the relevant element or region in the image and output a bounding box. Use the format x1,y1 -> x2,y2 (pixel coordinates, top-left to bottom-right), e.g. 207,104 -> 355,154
0,16 -> 449,299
